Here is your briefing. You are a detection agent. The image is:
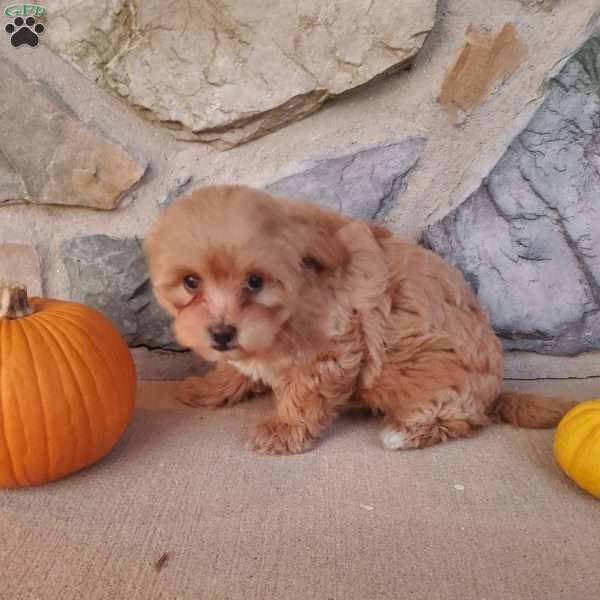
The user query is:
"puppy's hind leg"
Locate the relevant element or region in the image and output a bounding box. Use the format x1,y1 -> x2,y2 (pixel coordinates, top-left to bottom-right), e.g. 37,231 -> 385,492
377,384 -> 494,451
381,409 -> 476,450
177,362 -> 266,408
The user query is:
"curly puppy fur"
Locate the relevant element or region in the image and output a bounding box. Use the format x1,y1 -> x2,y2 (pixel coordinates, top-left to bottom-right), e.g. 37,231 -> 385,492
145,185 -> 574,454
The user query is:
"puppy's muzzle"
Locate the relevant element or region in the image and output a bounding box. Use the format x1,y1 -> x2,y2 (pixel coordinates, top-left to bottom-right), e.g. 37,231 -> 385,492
209,324 -> 238,352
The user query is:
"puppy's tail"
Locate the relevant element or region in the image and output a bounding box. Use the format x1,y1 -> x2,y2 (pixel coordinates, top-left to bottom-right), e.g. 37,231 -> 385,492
491,392 -> 577,429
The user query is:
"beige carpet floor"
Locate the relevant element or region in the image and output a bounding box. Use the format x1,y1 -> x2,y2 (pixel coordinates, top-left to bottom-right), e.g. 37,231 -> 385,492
2,378 -> 600,600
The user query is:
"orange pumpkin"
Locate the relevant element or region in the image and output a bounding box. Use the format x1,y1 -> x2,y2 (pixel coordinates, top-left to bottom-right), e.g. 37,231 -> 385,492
0,280 -> 136,487
554,400 -> 600,499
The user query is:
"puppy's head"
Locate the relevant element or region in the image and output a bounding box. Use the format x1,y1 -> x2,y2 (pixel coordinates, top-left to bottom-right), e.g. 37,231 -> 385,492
144,185 -> 348,362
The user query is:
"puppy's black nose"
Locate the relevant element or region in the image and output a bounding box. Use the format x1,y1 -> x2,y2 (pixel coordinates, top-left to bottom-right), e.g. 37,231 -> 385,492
209,324 -> 237,349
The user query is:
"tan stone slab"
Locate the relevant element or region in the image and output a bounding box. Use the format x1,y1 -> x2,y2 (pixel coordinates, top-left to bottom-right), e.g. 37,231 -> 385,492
0,243 -> 42,296
0,63 -> 145,209
438,23 -> 527,118
45,0 -> 438,147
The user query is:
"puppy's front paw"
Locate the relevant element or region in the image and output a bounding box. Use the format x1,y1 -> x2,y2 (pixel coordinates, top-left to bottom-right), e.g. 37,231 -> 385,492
249,418 -> 315,455
176,376 -> 225,408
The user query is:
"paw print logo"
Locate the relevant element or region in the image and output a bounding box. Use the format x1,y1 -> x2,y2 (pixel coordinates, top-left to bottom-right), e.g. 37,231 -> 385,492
5,16 -> 44,48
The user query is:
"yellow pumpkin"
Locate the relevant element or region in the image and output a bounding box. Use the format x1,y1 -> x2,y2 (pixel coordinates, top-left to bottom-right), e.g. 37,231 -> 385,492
0,280 -> 136,488
554,399 -> 600,499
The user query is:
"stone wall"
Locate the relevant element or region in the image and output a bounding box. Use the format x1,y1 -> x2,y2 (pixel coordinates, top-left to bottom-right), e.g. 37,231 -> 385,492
1,0 -> 599,379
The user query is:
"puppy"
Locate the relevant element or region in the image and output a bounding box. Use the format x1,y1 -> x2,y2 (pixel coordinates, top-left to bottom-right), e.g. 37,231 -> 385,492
144,185 -> 573,454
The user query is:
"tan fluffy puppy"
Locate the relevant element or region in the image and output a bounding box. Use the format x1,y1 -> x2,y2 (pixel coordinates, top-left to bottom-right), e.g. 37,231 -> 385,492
145,185 -> 573,454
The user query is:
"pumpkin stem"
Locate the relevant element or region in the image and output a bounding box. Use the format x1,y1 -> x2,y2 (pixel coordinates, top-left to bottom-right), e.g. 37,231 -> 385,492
0,280 -> 34,319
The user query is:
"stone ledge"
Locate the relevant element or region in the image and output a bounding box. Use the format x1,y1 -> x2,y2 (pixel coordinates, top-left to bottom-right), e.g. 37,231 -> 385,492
504,351 -> 600,380
132,348 -> 210,381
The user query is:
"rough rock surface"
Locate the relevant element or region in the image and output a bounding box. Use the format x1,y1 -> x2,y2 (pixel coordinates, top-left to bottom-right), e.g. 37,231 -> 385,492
63,236 -> 178,349
159,175 -> 195,209
0,244 -> 42,297
0,63 -> 145,210
520,0 -> 557,10
265,138 -> 425,219
45,0 -> 437,147
423,29 -> 600,355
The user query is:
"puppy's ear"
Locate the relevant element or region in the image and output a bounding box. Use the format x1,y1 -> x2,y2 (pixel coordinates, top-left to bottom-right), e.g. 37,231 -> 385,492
142,225 -> 184,317
298,222 -> 350,273
280,199 -> 351,272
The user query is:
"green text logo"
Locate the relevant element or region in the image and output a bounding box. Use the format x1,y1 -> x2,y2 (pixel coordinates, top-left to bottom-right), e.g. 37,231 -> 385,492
4,4 -> 46,17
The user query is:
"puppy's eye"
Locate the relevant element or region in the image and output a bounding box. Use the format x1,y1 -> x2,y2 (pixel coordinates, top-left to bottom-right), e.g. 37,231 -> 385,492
246,273 -> 263,292
183,274 -> 201,292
